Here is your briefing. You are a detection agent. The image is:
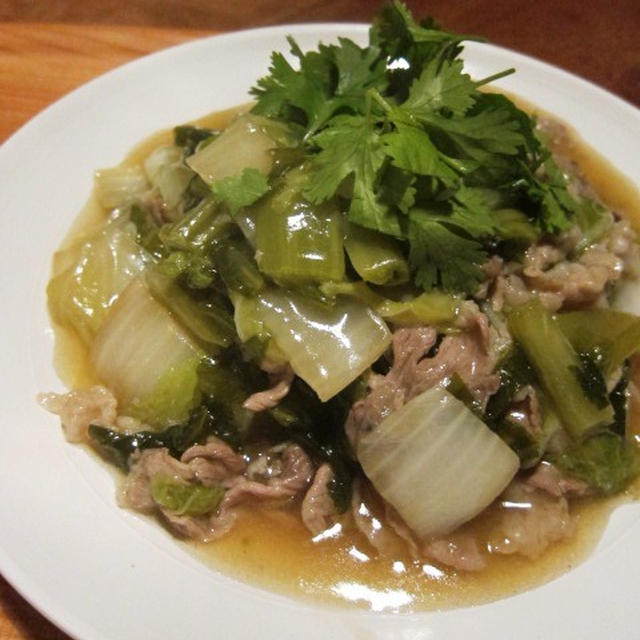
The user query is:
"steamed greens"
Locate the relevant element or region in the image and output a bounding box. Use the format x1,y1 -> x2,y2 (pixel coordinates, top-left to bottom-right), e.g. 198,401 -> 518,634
42,1 -> 640,586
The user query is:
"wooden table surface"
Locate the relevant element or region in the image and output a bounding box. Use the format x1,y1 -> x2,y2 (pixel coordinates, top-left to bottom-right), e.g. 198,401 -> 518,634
1,2 -> 639,637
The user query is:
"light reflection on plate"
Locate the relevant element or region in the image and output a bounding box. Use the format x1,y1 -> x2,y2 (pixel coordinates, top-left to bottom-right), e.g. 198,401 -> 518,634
0,23 -> 639,640
332,581 -> 414,612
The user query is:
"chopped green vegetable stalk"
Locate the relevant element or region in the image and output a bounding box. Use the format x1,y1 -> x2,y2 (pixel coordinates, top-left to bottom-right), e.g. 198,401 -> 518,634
91,278 -> 203,427
173,124 -> 217,156
245,288 -> 391,401
144,145 -> 195,215
320,281 -> 460,327
150,475 -> 225,516
556,309 -> 640,378
187,113 -> 295,185
47,215 -> 149,343
94,165 -> 149,210
344,223 -> 410,285
492,208 -> 539,245
214,238 -> 265,296
572,199 -> 613,254
508,299 -> 614,440
253,166 -> 345,284
159,196 -> 230,254
157,195 -> 232,289
358,386 -> 519,538
145,268 -> 235,349
129,204 -> 164,257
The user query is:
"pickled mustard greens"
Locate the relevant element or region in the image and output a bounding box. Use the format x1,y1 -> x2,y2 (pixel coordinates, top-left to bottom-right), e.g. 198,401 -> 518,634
45,0 -> 640,574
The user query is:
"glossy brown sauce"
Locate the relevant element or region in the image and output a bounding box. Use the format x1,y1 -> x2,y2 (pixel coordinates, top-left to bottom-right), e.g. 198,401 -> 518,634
51,103 -> 640,612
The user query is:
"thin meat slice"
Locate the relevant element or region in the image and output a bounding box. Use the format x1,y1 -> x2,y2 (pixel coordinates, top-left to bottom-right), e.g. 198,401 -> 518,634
301,464 -> 339,536
242,364 -> 294,411
122,442 -> 314,542
221,444 -> 313,508
180,438 -> 247,486
38,385 -> 118,443
488,480 -> 574,559
526,461 -> 589,498
349,314 -> 500,439
422,532 -> 487,572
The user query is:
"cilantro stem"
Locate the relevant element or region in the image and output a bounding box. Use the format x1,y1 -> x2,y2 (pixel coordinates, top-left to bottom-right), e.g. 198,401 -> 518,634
367,89 -> 394,115
474,68 -> 516,88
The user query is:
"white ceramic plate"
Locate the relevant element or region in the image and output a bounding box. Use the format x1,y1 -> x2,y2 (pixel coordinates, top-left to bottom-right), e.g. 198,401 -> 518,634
1,24 -> 639,640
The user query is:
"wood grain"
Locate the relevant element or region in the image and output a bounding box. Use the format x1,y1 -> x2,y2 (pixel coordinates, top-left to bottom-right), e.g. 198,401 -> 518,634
0,23 -> 210,142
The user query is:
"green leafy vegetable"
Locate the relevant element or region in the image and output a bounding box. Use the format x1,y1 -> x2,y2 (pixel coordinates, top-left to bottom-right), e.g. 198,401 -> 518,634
551,432 -> 640,495
211,168 -> 270,215
269,378 -> 359,512
88,405 -> 222,470
150,475 -> 225,516
47,215 -> 149,344
247,1 -> 583,294
174,124 -> 217,156
508,299 -> 614,440
251,36 -> 387,135
253,166 -> 345,284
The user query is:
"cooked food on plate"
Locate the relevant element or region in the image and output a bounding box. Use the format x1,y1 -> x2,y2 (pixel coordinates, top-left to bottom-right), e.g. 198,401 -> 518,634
40,1 -> 640,608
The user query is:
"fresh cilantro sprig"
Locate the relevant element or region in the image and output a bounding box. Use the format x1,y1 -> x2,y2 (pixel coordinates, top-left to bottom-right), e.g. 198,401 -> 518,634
210,168 -> 270,215
249,1 -> 580,294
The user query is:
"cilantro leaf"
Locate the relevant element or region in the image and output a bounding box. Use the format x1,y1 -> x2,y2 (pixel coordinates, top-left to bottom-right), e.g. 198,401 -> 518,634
304,115 -> 402,237
449,185 -> 503,238
333,37 -> 388,110
246,2 -> 583,295
250,39 -> 334,132
401,58 -> 477,118
251,36 -> 387,135
408,208 -> 487,292
210,168 -> 270,215
383,122 -> 459,184
373,2 -> 476,99
514,155 -> 578,232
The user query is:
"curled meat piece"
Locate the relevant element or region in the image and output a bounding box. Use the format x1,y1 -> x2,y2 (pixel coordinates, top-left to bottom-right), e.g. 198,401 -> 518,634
488,480 -> 574,559
120,440 -> 313,542
120,448 -> 194,512
350,479 -> 407,557
349,314 -> 500,438
38,385 -> 118,443
220,444 -> 313,509
181,438 -> 247,486
422,532 -> 487,572
243,364 -> 294,412
352,483 -> 487,571
351,327 -> 438,433
491,271 -> 565,312
526,461 -> 589,498
523,243 -> 624,308
301,463 -> 339,536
